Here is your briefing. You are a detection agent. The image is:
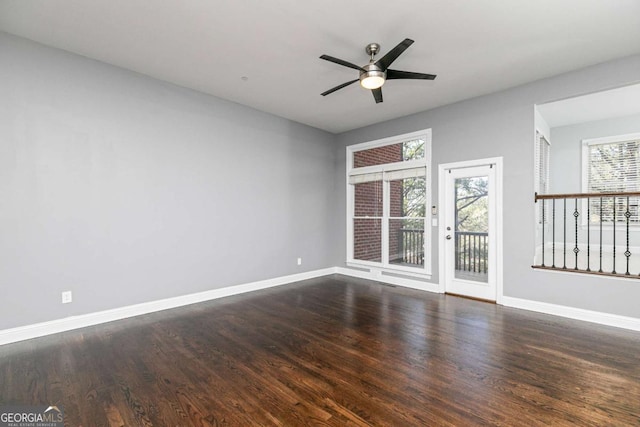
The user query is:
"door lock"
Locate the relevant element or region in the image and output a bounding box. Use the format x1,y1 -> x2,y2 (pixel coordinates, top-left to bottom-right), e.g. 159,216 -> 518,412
446,235 -> 452,240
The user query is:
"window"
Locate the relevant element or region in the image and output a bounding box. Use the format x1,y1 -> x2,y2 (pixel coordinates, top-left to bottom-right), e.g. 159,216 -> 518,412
534,132 -> 550,224
347,130 -> 431,276
535,132 -> 550,196
582,133 -> 640,224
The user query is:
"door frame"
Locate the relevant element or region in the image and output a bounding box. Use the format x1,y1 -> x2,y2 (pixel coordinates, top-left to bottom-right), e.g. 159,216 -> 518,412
438,157 -> 504,303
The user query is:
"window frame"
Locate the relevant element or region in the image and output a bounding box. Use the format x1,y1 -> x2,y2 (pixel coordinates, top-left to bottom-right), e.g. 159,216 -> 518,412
346,129 -> 432,277
581,132 -> 640,227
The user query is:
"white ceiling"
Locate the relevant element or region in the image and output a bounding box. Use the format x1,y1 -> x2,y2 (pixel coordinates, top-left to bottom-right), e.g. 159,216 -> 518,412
1,1 -> 640,134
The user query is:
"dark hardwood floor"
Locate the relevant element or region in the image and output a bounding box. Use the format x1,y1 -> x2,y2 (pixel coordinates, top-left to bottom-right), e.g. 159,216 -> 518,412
1,274 -> 639,426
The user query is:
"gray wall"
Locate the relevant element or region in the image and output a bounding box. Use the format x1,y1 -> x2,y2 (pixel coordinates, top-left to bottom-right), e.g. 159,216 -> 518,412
3,28 -> 640,332
550,113 -> 640,193
335,54 -> 640,318
0,32 -> 337,330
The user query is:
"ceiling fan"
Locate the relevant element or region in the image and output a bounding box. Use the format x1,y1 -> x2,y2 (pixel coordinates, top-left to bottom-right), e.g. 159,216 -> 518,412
320,38 -> 436,104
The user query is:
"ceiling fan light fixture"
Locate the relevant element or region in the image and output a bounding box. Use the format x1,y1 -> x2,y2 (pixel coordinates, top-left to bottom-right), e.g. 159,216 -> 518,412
360,64 -> 386,89
360,73 -> 385,89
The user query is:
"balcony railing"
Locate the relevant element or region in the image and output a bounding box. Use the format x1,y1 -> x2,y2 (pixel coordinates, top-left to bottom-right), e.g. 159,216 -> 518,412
456,231 -> 488,274
400,228 -> 424,266
534,191 -> 640,278
397,229 -> 489,272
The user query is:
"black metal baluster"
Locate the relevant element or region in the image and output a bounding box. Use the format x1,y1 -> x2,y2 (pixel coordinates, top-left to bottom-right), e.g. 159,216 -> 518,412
459,234 -> 463,271
403,230 -> 406,264
541,199 -> 546,267
474,234 -> 478,273
461,233 -> 464,270
411,231 -> 414,264
563,199 -> 567,269
470,234 -> 476,273
414,232 -> 417,264
552,199 -> 556,268
599,197 -> 603,273
413,230 -> 416,264
625,196 -> 631,275
574,198 -> 580,270
612,197 -> 617,274
471,235 -> 475,272
461,234 -> 465,271
408,233 -> 416,263
412,231 -> 415,264
464,234 -> 468,271
586,198 -> 591,272
480,234 -> 484,273
468,234 -> 472,272
477,234 -> 480,273
484,234 -> 488,274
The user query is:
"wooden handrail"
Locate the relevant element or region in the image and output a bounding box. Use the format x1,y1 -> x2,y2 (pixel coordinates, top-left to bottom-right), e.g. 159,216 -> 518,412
535,191 -> 640,202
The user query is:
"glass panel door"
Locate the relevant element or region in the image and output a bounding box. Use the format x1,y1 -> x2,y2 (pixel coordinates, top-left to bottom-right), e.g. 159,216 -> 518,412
444,164 -> 497,301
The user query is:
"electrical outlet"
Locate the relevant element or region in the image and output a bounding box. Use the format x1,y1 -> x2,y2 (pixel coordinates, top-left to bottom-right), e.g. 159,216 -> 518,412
61,291 -> 72,304
297,257 -> 302,265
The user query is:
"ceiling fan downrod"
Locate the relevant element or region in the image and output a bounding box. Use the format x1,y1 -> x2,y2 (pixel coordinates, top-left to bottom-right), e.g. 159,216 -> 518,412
365,43 -> 380,61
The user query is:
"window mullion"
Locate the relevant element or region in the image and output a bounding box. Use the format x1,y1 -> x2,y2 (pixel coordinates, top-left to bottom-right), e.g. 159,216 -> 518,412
382,178 -> 390,266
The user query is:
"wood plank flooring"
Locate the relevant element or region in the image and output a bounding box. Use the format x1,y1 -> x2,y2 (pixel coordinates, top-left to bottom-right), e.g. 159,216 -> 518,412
1,274 -> 639,426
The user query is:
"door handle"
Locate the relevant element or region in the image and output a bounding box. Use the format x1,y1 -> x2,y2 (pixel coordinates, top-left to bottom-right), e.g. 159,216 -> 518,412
446,235 -> 452,240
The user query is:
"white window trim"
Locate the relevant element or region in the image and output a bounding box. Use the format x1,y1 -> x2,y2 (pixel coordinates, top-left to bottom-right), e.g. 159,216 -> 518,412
346,129 -> 432,277
581,132 -> 640,228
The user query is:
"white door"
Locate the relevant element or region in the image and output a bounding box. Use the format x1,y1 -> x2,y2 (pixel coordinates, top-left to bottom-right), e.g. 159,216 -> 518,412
441,162 -> 499,301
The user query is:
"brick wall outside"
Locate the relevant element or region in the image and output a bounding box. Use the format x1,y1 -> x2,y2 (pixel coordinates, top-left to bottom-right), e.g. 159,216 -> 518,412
353,144 -> 403,262
353,142 -> 404,168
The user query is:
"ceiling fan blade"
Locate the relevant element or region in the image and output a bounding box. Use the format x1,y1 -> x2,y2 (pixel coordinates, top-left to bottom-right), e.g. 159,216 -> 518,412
321,79 -> 359,96
387,69 -> 437,80
372,88 -> 383,103
320,55 -> 364,71
375,38 -> 414,71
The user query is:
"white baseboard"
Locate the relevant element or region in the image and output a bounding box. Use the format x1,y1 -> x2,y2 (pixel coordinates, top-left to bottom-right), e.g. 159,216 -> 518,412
501,296 -> 640,332
3,266 -> 638,346
335,266 -> 440,293
0,268 -> 335,346
337,267 -> 640,331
